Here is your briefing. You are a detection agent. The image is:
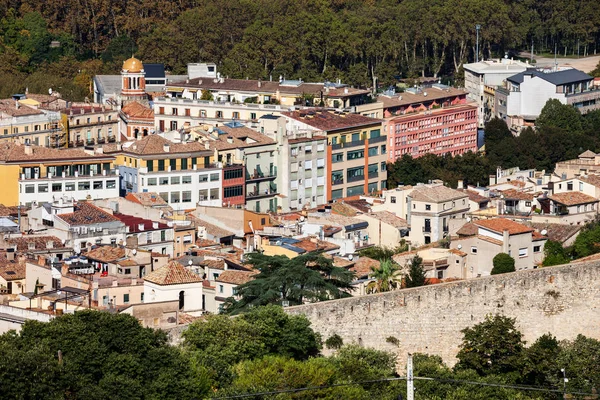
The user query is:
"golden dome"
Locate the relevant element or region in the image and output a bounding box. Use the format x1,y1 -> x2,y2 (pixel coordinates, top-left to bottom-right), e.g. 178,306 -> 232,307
122,57 -> 143,73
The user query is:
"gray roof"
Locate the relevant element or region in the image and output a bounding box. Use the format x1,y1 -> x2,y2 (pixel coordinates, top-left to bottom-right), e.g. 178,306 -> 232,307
507,69 -> 592,86
94,74 -> 188,99
410,185 -> 468,203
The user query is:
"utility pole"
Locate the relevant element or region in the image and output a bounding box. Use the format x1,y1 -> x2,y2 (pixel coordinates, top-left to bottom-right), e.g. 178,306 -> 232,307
407,353 -> 414,400
475,25 -> 481,63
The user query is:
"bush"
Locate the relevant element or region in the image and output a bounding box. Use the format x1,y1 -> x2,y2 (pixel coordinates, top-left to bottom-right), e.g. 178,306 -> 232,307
491,253 -> 515,275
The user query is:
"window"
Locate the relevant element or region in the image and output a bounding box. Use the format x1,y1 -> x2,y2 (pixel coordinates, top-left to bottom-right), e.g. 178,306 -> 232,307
78,181 -> 90,190
347,185 -> 364,197
567,182 -> 573,191
159,177 -> 169,185
210,188 -> 219,199
347,166 -> 364,182
147,160 -> 154,172
148,178 -> 157,186
347,149 -> 364,160
391,196 -> 396,204
425,204 -> 431,211
351,133 -> 360,142
141,293 -> 144,302
525,201 -> 532,207
199,174 -> 208,182
381,144 -> 387,154
534,245 -> 541,253
170,159 -> 177,171
381,162 -> 387,172
333,153 -> 344,163
250,112 -> 256,120
368,146 -> 378,156
304,144 -> 312,153
123,294 -> 130,303
224,185 -> 243,198
93,181 -> 103,190
106,180 -> 116,189
171,176 -> 180,185
182,191 -> 192,202
182,175 -> 192,184
158,160 -> 165,171
580,182 -> 584,191
172,108 -> 178,116
25,184 -> 35,193
171,192 -> 180,203
233,111 -> 239,119
185,108 -> 190,116
332,170 -> 344,185
471,246 -> 478,254
424,236 -> 431,244
370,129 -> 381,138
52,183 -> 62,192
437,270 -> 444,280
210,173 -> 220,181
181,158 -> 188,170
38,184 -> 48,193
519,248 -> 528,258
331,188 -> 343,200
219,285 -> 224,294
304,160 -> 312,170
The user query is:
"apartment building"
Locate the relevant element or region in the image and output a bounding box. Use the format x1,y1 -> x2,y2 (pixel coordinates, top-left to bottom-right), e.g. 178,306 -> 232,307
0,97 -> 63,146
191,123 -> 278,212
115,214 -> 174,256
0,142 -> 119,206
258,115 -> 328,211
282,109 -> 386,201
62,103 -> 119,147
103,135 -> 222,210
496,68 -> 600,132
462,58 -> 532,126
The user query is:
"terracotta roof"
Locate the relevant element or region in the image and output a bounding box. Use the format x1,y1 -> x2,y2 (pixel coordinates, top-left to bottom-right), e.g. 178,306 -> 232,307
379,87 -> 468,109
0,99 -> 43,117
459,189 -> 490,204
475,218 -> 534,235
216,270 -> 256,285
120,101 -> 154,120
187,215 -> 235,238
125,192 -> 172,209
549,192 -> 599,206
344,199 -> 372,213
0,204 -> 26,217
0,142 -> 113,163
6,236 -> 64,251
331,202 -> 359,217
456,222 -> 478,236
500,188 -> 534,201
579,175 -> 600,188
106,135 -> 212,157
290,237 -> 340,253
85,246 -> 126,263
448,248 -> 467,257
323,253 -> 355,268
144,261 -> 202,285
527,223 -> 582,244
282,109 -> 381,132
113,213 -> 169,232
579,150 -> 596,158
0,256 -> 25,281
193,125 -> 275,151
410,185 -> 468,203
195,239 -> 220,248
56,202 -> 121,226
532,231 -> 548,241
350,257 -> 380,278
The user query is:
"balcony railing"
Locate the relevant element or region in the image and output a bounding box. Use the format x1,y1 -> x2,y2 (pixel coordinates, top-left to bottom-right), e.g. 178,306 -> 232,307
246,189 -> 278,200
347,175 -> 364,183
369,135 -> 386,144
107,136 -> 116,143
368,172 -> 378,179
246,173 -> 277,182
332,178 -> 344,186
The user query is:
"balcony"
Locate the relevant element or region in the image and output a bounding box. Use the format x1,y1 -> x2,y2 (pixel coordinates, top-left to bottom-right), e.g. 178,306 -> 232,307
107,136 -> 116,143
86,138 -> 96,146
246,170 -> 277,183
97,137 -> 106,144
347,175 -> 364,183
368,172 -> 378,179
422,226 -> 431,233
369,135 -> 387,144
246,189 -> 278,200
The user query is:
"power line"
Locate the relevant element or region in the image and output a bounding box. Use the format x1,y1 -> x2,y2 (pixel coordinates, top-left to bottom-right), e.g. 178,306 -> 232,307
210,375 -> 596,399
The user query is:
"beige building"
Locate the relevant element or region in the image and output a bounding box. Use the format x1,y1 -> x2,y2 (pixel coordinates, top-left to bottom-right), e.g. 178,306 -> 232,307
450,218 -> 546,277
554,150 -> 600,179
535,192 -> 599,225
394,248 -> 467,280
0,97 -> 64,147
63,103 -> 119,147
354,211 -> 408,248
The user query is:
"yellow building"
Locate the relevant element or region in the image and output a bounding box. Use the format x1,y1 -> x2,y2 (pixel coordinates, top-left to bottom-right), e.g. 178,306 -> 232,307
0,97 -> 64,147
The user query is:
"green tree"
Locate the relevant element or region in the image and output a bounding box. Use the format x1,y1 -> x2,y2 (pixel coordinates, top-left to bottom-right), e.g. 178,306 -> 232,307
491,253 -> 516,275
536,99 -> 583,133
521,334 -> 561,387
366,259 -> 403,293
200,89 -> 213,100
572,219 -> 600,258
404,255 -> 428,288
224,252 -> 355,313
358,244 -> 407,261
556,335 -> 600,393
542,240 -> 570,266
455,315 -> 525,379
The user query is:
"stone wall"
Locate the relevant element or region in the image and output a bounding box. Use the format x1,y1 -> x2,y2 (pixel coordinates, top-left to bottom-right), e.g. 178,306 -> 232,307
286,261 -> 600,366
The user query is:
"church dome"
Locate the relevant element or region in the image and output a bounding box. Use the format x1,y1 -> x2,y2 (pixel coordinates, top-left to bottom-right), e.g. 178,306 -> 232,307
122,57 -> 143,73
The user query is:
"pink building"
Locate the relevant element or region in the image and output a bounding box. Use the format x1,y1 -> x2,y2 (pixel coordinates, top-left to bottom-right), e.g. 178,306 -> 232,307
386,104 -> 478,161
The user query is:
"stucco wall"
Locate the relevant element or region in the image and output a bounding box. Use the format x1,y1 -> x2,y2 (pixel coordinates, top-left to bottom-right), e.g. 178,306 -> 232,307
286,261 -> 600,367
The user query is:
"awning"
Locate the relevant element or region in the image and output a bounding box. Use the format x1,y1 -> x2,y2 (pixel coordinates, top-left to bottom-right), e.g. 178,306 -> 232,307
168,87 -> 184,92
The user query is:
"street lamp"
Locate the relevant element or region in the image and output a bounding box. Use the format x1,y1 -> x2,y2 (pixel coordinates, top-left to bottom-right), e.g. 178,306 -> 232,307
476,25 -> 481,63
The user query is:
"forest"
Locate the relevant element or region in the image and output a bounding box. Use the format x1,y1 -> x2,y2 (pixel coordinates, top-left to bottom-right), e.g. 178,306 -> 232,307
1,0 -> 600,100
1,308 -> 600,399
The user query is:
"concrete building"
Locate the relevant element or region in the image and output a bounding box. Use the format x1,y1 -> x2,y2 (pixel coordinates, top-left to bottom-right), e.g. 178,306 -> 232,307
535,192 -> 599,225
555,150 -> 600,179
114,214 -> 174,256
258,115 -> 328,211
213,270 -> 255,313
496,68 -> 600,132
462,58 -> 532,126
282,109 -> 387,200
394,247 -> 467,280
451,218 -> 546,277
143,261 -> 204,312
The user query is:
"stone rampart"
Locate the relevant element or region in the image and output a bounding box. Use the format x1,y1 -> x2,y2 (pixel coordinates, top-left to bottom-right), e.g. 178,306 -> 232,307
286,261 -> 600,366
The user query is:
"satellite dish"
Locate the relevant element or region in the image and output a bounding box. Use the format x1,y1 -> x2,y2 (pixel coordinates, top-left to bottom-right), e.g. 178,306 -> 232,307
457,244 -> 462,250
188,260 -> 193,266
541,229 -> 548,236
132,249 -> 137,255
299,216 -> 305,222
348,254 -> 354,261
466,217 -> 471,222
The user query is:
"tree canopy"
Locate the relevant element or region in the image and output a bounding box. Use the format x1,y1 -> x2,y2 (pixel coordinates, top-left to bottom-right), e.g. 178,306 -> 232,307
491,253 -> 516,275
404,255 -> 428,288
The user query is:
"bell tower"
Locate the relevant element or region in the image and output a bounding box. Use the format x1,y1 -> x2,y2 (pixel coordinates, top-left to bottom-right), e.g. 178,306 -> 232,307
120,56 -> 147,106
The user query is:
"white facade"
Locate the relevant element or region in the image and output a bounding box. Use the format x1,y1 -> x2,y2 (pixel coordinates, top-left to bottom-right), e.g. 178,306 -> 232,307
505,76 -> 564,118
144,281 -> 203,312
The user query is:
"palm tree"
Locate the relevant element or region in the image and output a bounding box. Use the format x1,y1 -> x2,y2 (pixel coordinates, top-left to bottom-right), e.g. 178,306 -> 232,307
366,259 -> 403,294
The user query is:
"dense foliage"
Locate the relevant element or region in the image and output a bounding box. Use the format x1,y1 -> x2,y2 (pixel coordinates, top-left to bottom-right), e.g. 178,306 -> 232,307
543,219 -> 600,266
223,252 -> 355,314
404,254 -> 428,288
491,253 -> 516,275
365,259 -> 403,293
1,0 -> 600,99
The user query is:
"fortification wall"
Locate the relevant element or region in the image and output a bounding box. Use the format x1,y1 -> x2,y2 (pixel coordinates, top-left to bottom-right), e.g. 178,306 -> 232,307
286,261 -> 600,366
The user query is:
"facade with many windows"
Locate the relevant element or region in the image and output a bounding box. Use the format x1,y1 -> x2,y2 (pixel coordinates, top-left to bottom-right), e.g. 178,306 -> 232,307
62,104 -> 119,147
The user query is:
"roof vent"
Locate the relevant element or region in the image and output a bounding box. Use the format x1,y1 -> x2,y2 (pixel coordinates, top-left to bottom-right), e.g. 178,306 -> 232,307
163,144 -> 170,152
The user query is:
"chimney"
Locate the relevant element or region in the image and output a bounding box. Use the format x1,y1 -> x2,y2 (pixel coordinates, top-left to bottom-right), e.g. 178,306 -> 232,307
138,223 -> 145,231
46,240 -> 54,249
15,100 -> 19,109
6,247 -> 15,261
344,87 -> 348,94
80,108 -> 84,114
24,143 -> 33,155
163,144 -> 170,152
502,229 -> 510,253
227,136 -> 233,144
152,222 -> 158,229
457,179 -> 464,189
258,80 -> 261,88
95,147 -> 103,154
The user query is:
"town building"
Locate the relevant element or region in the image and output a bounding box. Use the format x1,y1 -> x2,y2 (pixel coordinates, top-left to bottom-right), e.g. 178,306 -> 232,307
62,103 -> 119,147
258,115 -> 328,211
103,134 -> 222,210
554,150 -> 600,179
0,142 -> 119,207
114,213 -> 174,256
0,96 -> 63,146
393,248 -> 467,280
143,261 -> 204,312
282,109 -> 386,201
462,58 -> 532,126
496,68 -> 600,132
535,192 -> 599,225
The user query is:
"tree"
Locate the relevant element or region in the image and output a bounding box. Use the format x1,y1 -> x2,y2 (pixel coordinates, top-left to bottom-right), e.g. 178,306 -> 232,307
556,335 -> 600,393
200,89 -> 213,100
491,253 -> 516,275
572,219 -> 600,258
455,315 -> 525,378
223,252 -> 355,313
358,244 -> 407,261
521,334 -> 561,387
536,99 -> 583,133
325,334 -> 344,350
404,255 -> 428,288
542,240 -> 570,266
366,259 -> 403,293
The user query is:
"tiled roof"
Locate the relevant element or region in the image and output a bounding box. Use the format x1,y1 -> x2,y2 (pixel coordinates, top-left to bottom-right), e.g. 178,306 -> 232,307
344,199 -> 372,213
448,248 -> 467,257
0,99 -> 43,117
187,214 -> 235,238
460,189 -> 490,204
0,204 -> 27,217
0,256 -> 25,281
290,237 -> 340,253
6,236 -> 64,251
579,150 -> 597,158
144,261 -> 202,285
0,142 -> 113,163
549,192 -> 599,206
216,270 -> 256,285
350,257 -> 380,278
193,125 -> 275,151
323,253 -> 355,268
579,175 -> 600,188
532,231 -> 548,241
331,202 -> 359,217
527,223 -> 582,244
195,239 -> 220,248
456,222 -> 478,236
378,87 -> 468,109
113,213 -> 169,232
477,235 -> 504,246
104,134 -> 212,156
500,188 -> 533,201
56,202 -> 121,226
282,109 -> 381,131
475,218 -> 534,235
125,192 -> 172,209
85,246 -> 126,263
120,101 -> 154,120
365,211 -> 408,229
410,185 -> 467,203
